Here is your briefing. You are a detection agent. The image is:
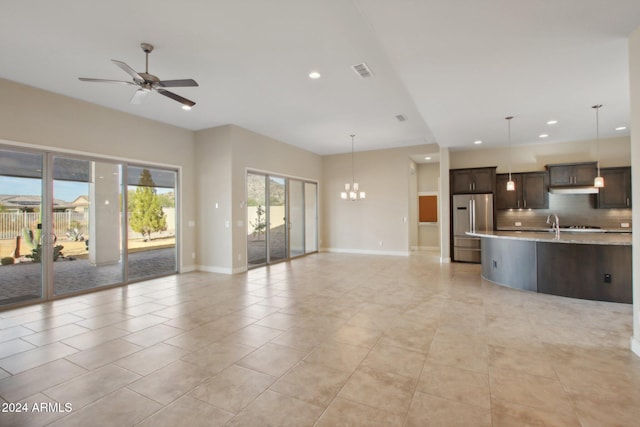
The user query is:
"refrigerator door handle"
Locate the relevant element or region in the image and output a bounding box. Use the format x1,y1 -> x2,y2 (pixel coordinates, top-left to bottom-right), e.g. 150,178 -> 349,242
473,199 -> 476,232
469,199 -> 476,232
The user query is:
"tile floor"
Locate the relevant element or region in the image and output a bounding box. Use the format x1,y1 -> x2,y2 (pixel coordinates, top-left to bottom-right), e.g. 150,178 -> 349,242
0,252 -> 639,426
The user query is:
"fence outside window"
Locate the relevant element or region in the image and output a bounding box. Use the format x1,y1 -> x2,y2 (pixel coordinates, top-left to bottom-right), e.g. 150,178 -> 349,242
0,211 -> 88,240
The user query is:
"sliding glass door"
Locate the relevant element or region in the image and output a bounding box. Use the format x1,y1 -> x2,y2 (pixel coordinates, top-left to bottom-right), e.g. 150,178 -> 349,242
0,148 -> 44,306
268,176 -> 288,263
246,172 -> 318,268
289,180 -> 304,258
304,182 -> 318,253
0,144 -> 180,308
247,173 -> 267,267
53,156 -> 124,296
127,166 -> 177,281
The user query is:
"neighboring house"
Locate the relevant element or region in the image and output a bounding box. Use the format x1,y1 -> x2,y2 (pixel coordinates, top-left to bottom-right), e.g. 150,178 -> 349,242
71,195 -> 90,213
0,195 -> 73,212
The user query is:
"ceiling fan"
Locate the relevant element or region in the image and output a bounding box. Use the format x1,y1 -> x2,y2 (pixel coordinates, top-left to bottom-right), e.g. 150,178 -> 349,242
79,43 -> 198,109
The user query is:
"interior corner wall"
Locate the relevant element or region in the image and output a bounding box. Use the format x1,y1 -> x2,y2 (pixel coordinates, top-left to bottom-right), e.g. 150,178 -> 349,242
408,160 -> 419,249
0,78 -> 198,272
228,125 -> 323,272
439,147 -> 451,262
322,143 -> 438,255
629,26 -> 640,358
194,126 -> 234,273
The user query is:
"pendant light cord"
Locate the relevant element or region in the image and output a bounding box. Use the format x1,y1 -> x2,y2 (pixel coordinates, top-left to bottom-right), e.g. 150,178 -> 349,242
593,105 -> 602,175
351,134 -> 355,185
506,116 -> 513,179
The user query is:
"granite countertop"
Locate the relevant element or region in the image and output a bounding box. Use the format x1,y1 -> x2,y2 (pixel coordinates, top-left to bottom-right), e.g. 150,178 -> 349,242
497,226 -> 632,233
467,230 -> 632,245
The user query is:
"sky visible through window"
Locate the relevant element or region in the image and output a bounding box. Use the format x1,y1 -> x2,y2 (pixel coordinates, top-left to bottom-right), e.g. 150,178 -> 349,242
1,176 -> 172,204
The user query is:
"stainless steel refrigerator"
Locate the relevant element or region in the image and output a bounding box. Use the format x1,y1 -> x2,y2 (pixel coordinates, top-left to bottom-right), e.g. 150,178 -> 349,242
452,193 -> 494,263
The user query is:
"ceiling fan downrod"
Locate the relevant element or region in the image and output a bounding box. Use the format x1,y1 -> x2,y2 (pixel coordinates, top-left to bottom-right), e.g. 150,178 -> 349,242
140,43 -> 153,74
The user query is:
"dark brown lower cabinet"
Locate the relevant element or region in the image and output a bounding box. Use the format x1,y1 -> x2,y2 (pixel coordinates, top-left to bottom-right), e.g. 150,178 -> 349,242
536,242 -> 631,303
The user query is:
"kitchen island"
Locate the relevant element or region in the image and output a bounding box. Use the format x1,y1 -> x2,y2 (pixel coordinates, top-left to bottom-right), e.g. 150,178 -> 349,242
467,230 -> 632,303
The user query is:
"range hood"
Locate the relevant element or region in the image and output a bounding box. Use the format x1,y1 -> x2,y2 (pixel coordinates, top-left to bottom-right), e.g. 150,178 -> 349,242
548,186 -> 600,195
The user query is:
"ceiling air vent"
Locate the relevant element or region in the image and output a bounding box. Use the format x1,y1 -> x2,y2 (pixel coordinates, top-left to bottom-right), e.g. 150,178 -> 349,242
396,114 -> 407,122
352,62 -> 373,78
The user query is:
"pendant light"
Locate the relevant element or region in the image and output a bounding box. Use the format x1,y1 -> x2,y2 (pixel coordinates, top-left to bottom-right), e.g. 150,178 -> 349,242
505,116 -> 515,191
340,134 -> 366,200
592,104 -> 604,188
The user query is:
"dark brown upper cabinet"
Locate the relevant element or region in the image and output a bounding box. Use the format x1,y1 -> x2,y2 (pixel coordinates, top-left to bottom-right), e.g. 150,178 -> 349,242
496,172 -> 549,209
450,167 -> 496,194
547,162 -> 597,186
597,167 -> 631,209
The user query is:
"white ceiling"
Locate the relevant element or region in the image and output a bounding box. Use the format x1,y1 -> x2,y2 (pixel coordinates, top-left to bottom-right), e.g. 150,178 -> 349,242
1,1 -> 639,155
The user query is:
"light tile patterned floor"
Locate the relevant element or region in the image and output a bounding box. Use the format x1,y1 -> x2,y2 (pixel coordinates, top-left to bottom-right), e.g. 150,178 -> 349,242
0,252 -> 639,426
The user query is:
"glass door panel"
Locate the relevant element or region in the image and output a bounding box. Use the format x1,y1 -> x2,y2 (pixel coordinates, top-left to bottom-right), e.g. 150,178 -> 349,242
268,176 -> 287,263
127,166 -> 177,281
304,182 -> 318,253
289,180 -> 304,258
53,156 -> 124,295
247,173 -> 267,267
0,148 -> 44,305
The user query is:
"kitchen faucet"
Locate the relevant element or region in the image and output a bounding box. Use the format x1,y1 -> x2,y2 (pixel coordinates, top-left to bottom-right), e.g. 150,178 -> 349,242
546,213 -> 560,239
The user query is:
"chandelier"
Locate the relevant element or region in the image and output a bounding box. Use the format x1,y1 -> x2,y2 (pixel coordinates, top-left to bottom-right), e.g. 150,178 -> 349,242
341,134 -> 366,200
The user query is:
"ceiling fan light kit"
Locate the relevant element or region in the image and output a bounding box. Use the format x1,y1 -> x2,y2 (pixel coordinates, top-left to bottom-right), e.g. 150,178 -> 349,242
79,43 -> 198,108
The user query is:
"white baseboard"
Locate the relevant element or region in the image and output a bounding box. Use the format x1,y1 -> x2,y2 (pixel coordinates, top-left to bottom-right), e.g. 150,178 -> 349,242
322,247 -> 410,257
196,265 -> 247,275
440,257 -> 451,263
180,265 -> 197,273
411,246 -> 439,251
197,265 -> 233,275
632,336 -> 640,358
232,266 -> 248,274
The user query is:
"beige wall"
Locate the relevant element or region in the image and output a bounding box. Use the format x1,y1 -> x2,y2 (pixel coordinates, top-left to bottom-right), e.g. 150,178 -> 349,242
195,124 -> 323,273
629,26 -> 640,357
194,126 -> 233,273
450,136 -> 631,172
322,143 -> 438,254
230,125 -> 322,272
0,78 -> 198,271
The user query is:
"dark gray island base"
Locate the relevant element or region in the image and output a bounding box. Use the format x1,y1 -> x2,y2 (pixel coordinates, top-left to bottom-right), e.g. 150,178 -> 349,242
470,231 -> 632,304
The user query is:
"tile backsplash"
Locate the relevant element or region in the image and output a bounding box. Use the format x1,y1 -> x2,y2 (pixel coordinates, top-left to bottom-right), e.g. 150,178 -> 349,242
496,193 -> 632,230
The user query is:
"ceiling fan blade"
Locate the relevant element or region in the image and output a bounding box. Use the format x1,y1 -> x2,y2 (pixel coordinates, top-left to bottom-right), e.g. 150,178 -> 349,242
157,79 -> 199,88
78,77 -> 137,86
130,88 -> 150,104
111,59 -> 143,81
156,88 -> 196,107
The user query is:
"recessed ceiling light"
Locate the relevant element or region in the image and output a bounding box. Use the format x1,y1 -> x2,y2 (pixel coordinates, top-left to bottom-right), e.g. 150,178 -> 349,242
539,134 -> 549,138
181,105 -> 192,111
425,156 -> 431,160
309,71 -> 321,79
615,126 -> 627,131
474,140 -> 483,145
547,120 -> 558,125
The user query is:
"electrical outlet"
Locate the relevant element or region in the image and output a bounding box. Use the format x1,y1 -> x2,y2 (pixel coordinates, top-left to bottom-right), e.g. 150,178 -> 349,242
621,222 -> 630,228
515,222 -> 522,227
604,273 -> 612,283
191,252 -> 196,259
